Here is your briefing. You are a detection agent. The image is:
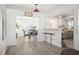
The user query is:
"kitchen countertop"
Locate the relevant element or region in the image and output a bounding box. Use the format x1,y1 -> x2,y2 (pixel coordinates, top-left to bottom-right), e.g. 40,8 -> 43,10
43,32 -> 55,35
43,28 -> 60,30
42,29 -> 61,35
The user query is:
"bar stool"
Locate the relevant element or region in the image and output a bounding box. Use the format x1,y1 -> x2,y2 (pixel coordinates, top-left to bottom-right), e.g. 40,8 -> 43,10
49,33 -> 55,44
43,33 -> 48,42
43,32 -> 54,44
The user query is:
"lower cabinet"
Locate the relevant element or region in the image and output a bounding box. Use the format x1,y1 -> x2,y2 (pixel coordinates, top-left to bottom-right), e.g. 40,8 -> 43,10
47,34 -> 52,44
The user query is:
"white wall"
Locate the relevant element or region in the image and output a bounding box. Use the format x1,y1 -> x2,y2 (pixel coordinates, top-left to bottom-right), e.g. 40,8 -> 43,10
0,5 -> 7,55
38,15 -> 46,41
51,18 -> 58,29
0,8 -> 2,52
38,19 -> 45,41
74,8 -> 79,50
6,8 -> 24,46
44,18 -> 58,29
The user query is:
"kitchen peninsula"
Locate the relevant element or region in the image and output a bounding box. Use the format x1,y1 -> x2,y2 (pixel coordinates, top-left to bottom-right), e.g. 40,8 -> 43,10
38,29 -> 62,47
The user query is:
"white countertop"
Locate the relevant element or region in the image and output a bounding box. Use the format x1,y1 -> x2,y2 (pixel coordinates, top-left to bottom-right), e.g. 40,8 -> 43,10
42,28 -> 61,34
43,28 -> 60,30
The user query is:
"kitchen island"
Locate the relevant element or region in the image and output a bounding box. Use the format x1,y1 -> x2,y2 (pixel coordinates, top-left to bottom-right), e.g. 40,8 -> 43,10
38,29 -> 62,47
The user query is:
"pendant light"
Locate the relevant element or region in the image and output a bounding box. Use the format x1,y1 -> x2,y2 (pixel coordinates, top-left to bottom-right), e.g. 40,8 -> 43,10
33,4 -> 40,12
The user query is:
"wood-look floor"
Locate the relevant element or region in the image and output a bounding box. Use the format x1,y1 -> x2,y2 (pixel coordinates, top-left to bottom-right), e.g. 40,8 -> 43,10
63,39 -> 73,48
5,36 -> 70,55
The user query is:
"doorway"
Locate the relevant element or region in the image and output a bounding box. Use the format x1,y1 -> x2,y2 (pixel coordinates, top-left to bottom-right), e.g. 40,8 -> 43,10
16,16 -> 39,43
61,10 -> 74,48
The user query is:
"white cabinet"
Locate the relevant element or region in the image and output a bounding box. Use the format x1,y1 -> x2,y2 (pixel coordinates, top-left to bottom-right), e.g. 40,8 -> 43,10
47,34 -> 51,43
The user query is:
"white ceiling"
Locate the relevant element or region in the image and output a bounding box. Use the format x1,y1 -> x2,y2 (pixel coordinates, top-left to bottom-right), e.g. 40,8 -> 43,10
5,4 -> 79,18
47,4 -> 79,17
21,4 -> 63,13
6,4 -> 64,13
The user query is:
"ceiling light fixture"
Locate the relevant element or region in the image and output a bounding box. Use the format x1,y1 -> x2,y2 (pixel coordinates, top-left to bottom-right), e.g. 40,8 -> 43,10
33,4 -> 40,12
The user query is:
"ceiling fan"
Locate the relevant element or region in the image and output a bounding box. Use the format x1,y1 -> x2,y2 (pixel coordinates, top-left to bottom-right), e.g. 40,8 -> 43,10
33,4 -> 40,12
